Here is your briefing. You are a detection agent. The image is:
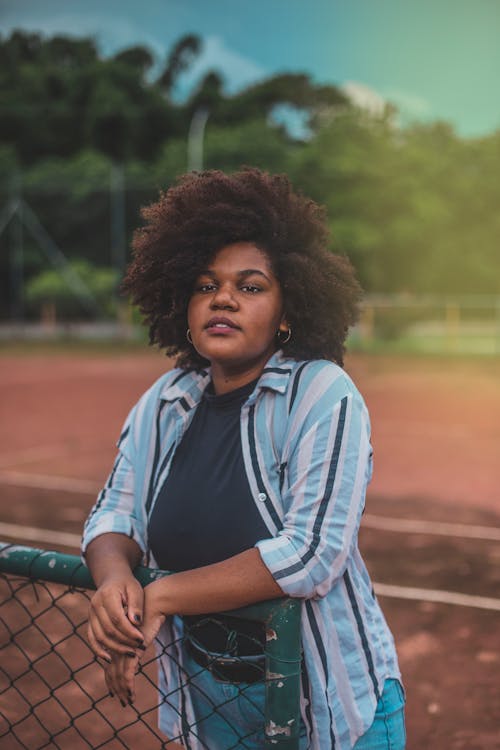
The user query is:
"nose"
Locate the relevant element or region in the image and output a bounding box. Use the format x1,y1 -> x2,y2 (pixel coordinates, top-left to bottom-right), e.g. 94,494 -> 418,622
210,282 -> 238,310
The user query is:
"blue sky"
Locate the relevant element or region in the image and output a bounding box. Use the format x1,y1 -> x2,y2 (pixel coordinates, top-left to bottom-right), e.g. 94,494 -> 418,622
1,0 -> 499,136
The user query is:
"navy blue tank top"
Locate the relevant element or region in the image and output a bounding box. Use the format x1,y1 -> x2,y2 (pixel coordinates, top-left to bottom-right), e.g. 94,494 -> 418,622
148,377 -> 271,573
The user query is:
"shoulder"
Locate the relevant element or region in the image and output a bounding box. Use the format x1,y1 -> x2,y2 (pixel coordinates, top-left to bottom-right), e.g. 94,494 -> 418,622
129,366 -> 207,423
285,358 -> 365,409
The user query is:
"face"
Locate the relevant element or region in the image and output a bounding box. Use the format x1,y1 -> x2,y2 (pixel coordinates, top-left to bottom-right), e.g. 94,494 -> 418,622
187,242 -> 288,392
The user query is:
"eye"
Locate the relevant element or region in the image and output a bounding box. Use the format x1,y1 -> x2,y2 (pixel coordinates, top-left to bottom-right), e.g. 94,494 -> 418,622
241,284 -> 262,293
195,282 -> 217,293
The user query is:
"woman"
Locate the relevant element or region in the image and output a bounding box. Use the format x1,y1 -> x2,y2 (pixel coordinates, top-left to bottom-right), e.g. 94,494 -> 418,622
82,168 -> 405,749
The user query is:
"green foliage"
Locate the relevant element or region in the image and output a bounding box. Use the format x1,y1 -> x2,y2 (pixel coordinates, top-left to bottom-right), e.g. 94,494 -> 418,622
25,260 -> 119,319
292,114 -> 500,295
203,120 -> 295,173
206,73 -> 347,130
1,30 -> 499,320
0,31 -> 180,163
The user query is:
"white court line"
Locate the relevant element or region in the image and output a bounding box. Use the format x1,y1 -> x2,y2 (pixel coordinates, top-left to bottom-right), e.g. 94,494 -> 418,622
1,522 -> 500,613
0,443 -> 74,470
374,582 -> 500,612
1,468 -> 500,546
1,472 -> 500,542
362,514 -> 500,542
0,471 -> 101,494
0,522 -> 81,548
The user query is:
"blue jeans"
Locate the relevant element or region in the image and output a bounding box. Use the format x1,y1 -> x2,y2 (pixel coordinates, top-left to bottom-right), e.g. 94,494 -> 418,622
353,679 -> 406,750
184,647 -> 405,749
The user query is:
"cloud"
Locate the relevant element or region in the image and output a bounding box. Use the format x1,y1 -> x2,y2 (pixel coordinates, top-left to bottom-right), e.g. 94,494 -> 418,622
341,81 -> 432,126
383,89 -> 432,119
341,81 -> 387,117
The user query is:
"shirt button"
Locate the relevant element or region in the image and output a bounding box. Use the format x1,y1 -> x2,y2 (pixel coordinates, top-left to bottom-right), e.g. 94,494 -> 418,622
258,492 -> 267,502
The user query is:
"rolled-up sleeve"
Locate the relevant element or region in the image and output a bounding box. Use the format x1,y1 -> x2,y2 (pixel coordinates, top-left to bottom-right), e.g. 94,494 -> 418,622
256,382 -> 372,599
81,409 -> 148,561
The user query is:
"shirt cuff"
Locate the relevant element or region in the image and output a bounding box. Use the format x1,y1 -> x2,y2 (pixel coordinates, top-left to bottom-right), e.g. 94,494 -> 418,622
255,535 -> 318,599
81,513 -> 148,562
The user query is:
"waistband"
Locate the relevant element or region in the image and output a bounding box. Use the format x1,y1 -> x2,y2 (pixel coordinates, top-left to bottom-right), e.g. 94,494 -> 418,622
183,614 -> 265,657
184,636 -> 265,684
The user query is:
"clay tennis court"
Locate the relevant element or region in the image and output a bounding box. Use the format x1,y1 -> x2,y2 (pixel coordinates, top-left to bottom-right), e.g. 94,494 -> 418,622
1,348 -> 499,748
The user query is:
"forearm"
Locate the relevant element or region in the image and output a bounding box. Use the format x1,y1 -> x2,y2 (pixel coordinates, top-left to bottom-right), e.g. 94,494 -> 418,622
148,547 -> 284,616
85,533 -> 146,658
85,532 -> 143,587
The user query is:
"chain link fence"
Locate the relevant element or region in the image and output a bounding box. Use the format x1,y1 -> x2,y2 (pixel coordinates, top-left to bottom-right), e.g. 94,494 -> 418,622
354,294 -> 500,355
0,543 -> 302,749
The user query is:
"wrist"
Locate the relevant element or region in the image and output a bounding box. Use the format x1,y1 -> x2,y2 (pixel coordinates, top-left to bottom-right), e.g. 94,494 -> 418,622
94,564 -> 136,589
145,577 -> 173,617
85,534 -> 143,588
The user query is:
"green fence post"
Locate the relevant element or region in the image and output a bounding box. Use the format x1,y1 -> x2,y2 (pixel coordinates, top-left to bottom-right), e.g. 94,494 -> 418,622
1,543 -> 303,748
263,598 -> 302,748
0,542 -> 169,589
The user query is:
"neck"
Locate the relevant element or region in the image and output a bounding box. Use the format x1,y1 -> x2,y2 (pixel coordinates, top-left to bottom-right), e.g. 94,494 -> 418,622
210,360 -> 268,395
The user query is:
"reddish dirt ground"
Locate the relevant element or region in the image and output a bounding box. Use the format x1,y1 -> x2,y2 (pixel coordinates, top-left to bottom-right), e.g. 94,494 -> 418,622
1,349 -> 499,749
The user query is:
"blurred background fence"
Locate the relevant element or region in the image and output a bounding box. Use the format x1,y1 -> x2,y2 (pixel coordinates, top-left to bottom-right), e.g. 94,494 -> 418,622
1,28 -> 499,356
1,166 -> 499,356
355,294 -> 500,355
0,543 -> 302,750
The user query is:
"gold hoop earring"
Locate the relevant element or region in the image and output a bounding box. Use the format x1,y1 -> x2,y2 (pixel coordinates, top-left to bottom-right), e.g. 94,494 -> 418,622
278,327 -> 292,344
186,329 -> 193,344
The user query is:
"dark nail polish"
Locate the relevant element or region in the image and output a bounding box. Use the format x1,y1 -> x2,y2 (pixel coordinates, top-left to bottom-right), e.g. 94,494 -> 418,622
137,642 -> 146,651
126,651 -> 136,658
133,614 -> 142,623
109,691 -> 114,698
120,699 -> 126,707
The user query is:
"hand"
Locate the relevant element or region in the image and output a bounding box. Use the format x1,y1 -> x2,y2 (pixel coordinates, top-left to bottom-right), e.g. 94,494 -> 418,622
105,581 -> 166,704
87,573 -> 145,661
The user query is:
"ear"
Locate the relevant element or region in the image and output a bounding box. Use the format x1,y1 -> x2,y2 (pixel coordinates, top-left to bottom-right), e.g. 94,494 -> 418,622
278,316 -> 289,335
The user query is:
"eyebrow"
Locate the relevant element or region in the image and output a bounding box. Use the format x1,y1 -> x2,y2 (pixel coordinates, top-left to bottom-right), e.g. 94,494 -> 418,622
200,268 -> 272,282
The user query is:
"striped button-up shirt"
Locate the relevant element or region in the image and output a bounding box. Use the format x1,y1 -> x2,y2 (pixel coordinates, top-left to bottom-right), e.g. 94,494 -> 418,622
82,351 -> 401,749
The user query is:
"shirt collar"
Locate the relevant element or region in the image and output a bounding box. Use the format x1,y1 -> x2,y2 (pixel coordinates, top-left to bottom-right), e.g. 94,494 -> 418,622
253,350 -> 294,394
159,350 -> 294,405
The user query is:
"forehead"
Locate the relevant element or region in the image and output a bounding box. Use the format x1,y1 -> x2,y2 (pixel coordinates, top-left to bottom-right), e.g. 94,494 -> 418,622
208,242 -> 272,272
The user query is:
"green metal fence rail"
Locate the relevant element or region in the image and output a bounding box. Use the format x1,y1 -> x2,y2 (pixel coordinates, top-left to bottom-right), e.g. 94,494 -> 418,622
0,542 -> 302,749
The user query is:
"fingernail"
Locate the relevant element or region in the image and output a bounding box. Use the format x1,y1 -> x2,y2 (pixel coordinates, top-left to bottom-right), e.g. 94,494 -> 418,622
126,651 -> 136,658
133,614 -> 142,623
120,699 -> 126,708
137,643 -> 146,651
127,689 -> 133,698
109,691 -> 114,698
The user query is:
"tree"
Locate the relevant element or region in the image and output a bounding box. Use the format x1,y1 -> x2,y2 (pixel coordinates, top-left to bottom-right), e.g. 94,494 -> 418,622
156,34 -> 202,95
0,32 -> 188,164
25,260 -> 119,320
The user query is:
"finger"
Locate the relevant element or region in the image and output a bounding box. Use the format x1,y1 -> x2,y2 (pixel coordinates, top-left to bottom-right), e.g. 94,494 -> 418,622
106,657 -> 128,707
103,665 -> 114,698
95,588 -> 144,643
90,612 -> 140,656
119,654 -> 139,704
87,622 -> 112,662
113,654 -> 138,706
140,612 -> 166,649
105,660 -> 121,705
124,579 -> 145,629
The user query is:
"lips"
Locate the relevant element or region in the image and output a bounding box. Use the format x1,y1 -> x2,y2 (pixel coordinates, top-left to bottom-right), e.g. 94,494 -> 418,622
205,316 -> 241,331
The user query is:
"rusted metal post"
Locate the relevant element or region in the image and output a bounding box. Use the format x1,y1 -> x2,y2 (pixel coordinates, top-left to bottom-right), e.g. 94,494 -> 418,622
263,598 -> 302,748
